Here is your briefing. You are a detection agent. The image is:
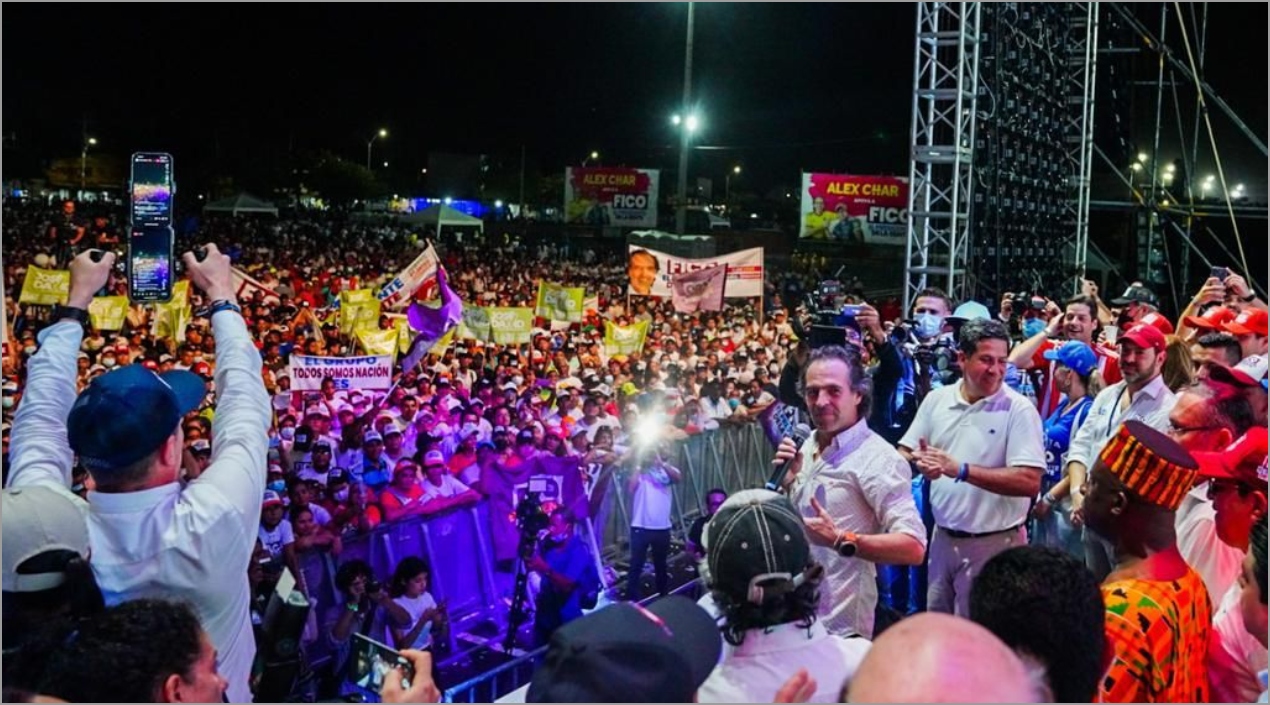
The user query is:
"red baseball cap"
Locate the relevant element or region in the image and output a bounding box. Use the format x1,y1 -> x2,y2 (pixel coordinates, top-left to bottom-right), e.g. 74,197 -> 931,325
1222,308 -> 1269,337
1183,305 -> 1237,331
1194,427 -> 1268,488
1201,361 -> 1261,389
1138,311 -> 1175,336
1119,323 -> 1167,354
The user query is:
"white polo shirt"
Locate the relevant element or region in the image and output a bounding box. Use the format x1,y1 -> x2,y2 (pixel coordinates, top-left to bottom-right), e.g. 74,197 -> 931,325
900,382 -> 1046,533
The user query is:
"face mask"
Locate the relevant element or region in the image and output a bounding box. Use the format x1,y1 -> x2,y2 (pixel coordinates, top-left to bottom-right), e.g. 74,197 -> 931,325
914,313 -> 944,339
2,397 -> 13,409
1022,318 -> 1048,339
334,487 -> 349,502
512,375 -> 524,386
101,357 -> 117,368
23,346 -> 36,356
728,398 -> 740,410
280,427 -> 296,440
267,480 -> 286,493
603,375 -> 614,385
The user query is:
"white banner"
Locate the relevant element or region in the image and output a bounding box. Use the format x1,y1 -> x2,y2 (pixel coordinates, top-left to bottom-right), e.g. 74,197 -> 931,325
288,354 -> 394,391
377,245 -> 440,310
627,245 -> 763,298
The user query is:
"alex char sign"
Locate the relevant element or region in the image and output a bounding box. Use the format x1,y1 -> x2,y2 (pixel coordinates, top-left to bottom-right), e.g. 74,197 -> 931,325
799,173 -> 909,244
288,354 -> 394,391
565,167 -> 660,228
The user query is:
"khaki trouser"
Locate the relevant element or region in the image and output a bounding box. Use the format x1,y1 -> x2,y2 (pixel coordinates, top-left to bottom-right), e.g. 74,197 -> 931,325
927,525 -> 1027,617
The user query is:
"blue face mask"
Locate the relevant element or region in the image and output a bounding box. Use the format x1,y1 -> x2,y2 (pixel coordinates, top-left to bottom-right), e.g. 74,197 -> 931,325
914,313 -> 944,339
1022,318 -> 1048,339
267,480 -> 286,493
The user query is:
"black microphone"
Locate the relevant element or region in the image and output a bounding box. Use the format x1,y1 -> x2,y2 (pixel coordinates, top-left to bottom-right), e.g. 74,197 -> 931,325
764,423 -> 812,491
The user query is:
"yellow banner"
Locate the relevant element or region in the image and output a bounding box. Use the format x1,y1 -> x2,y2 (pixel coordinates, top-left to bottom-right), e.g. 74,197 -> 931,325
153,281 -> 192,342
356,327 -> 398,358
19,266 -> 70,305
88,296 -> 129,331
339,289 -> 381,335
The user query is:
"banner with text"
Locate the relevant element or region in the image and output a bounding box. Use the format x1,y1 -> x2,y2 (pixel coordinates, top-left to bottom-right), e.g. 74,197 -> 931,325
487,307 -> 535,345
535,281 -> 585,323
377,244 -> 441,310
89,296 -> 129,331
339,289 -> 382,335
799,173 -> 909,243
19,266 -> 70,305
458,304 -> 491,342
565,167 -> 660,228
626,245 -> 763,298
288,354 -> 394,391
356,328 -> 399,358
603,319 -> 650,356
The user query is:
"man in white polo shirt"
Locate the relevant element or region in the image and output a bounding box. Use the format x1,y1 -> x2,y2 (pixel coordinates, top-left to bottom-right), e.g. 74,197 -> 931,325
900,317 -> 1045,617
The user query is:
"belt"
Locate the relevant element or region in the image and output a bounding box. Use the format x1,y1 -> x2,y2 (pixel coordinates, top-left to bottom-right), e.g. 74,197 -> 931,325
938,523 -> 1024,540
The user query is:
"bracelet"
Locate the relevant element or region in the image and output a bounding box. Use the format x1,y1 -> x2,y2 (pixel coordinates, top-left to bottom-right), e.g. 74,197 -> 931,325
207,299 -> 242,317
1242,292 -> 1258,303
345,602 -> 360,613
955,462 -> 970,483
1043,492 -> 1058,505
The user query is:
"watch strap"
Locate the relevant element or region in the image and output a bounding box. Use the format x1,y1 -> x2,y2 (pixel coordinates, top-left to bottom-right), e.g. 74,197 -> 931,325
52,304 -> 90,325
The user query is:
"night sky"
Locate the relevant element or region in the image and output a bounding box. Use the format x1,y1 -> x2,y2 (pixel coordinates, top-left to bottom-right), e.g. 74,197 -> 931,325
3,3 -> 1265,199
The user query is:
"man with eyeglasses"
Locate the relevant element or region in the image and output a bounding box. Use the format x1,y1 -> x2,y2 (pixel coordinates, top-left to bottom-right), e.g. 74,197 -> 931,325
1168,366 -> 1261,606
1064,323 -> 1177,581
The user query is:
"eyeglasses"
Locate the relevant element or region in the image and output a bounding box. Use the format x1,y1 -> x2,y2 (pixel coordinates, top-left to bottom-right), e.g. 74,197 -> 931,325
1168,421 -> 1221,436
1207,480 -> 1248,500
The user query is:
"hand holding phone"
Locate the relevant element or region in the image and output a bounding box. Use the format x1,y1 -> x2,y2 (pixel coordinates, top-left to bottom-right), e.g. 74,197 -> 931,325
351,634 -> 415,695
1211,266 -> 1231,283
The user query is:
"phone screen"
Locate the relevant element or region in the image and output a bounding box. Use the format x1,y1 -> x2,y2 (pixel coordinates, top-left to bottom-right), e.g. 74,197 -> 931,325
350,634 -> 413,694
130,152 -> 174,227
128,226 -> 175,302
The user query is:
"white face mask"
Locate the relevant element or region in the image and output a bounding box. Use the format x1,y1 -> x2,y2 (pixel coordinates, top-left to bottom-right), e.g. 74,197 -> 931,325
23,345 -> 36,356
280,427 -> 296,440
603,375 -> 614,385
101,357 -> 117,368
334,487 -> 349,502
512,375 -> 524,386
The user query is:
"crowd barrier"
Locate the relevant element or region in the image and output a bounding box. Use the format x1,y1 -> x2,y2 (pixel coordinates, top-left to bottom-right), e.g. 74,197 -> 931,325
297,422 -> 775,690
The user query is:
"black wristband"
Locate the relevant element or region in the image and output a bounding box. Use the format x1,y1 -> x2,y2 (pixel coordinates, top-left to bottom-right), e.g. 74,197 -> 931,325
1242,292 -> 1257,303
206,299 -> 242,317
51,304 -> 90,326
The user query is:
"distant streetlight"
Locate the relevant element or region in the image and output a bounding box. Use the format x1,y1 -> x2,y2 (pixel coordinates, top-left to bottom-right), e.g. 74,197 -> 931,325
366,128 -> 387,170
383,161 -> 389,168
590,151 -> 599,160
725,165 -> 741,202
80,136 -> 97,194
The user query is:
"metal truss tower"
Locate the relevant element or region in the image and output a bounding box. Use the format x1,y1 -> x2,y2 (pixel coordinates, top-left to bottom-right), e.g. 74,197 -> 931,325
1066,3 -> 1099,292
904,2 -> 982,312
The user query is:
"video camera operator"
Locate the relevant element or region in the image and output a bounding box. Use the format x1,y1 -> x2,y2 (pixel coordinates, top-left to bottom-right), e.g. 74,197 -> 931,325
525,507 -> 595,647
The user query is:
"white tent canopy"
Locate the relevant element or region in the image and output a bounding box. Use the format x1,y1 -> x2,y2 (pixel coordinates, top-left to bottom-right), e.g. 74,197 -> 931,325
399,204 -> 484,236
202,193 -> 279,216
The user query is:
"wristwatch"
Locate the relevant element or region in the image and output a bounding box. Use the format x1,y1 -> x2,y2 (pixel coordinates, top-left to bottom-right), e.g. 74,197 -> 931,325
834,530 -> 860,558
51,304 -> 90,326
1242,292 -> 1258,303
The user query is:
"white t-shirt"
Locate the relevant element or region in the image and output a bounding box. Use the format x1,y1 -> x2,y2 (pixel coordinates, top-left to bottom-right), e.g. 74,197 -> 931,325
258,519 -> 294,561
1176,485 -> 1244,609
697,621 -> 871,703
899,382 -> 1046,533
1208,580 -> 1269,704
630,467 -> 674,530
422,474 -> 472,501
389,592 -> 437,650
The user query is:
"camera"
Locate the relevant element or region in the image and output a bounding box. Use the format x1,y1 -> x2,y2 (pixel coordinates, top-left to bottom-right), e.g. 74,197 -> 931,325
515,490 -> 550,559
366,577 -> 382,595
794,280 -> 863,349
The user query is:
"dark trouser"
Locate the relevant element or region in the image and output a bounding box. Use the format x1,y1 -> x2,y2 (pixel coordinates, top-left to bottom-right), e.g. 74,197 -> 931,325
878,476 -> 932,614
626,527 -> 670,601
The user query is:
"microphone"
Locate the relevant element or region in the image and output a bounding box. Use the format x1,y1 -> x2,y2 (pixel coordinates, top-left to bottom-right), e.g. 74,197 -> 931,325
764,423 -> 812,491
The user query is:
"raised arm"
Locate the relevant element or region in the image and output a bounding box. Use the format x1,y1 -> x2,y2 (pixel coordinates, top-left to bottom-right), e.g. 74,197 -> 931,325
7,250 -> 112,496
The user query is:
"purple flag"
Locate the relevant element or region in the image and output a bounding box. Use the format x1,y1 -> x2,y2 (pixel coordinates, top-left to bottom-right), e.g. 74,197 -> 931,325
400,267 -> 462,372
669,266 -> 726,313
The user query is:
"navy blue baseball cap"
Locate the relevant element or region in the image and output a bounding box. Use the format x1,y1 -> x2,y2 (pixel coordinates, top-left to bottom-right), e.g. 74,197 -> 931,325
68,364 -> 205,473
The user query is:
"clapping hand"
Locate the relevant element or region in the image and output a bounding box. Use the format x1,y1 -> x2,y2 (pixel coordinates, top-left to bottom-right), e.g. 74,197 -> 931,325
911,438 -> 957,481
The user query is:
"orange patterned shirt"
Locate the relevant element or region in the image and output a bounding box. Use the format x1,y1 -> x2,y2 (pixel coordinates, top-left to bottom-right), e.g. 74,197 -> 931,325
1100,567 -> 1213,703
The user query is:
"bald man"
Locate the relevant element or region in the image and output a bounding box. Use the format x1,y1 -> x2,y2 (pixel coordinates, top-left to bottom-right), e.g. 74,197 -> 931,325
844,613 -> 1047,703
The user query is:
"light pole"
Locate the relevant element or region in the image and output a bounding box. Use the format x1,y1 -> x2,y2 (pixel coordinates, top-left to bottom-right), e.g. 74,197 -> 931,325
366,128 -> 387,170
675,1 -> 696,235
80,136 -> 97,196
725,165 -> 741,203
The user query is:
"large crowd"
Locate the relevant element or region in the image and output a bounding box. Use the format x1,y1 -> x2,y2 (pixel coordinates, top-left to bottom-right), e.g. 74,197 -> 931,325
2,198 -> 1267,703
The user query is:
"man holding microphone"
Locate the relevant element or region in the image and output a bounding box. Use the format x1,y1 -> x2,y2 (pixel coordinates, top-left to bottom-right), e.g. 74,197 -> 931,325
773,344 -> 925,639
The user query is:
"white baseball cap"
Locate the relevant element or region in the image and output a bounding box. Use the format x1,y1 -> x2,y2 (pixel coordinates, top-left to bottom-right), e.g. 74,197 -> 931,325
2,486 -> 90,592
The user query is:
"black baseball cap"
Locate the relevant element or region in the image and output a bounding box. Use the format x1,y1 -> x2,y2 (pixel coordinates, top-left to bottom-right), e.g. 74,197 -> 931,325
704,489 -> 810,607
526,596 -> 720,702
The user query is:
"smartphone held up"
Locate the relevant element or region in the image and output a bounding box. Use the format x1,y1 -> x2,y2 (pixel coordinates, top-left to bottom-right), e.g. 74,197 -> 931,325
127,152 -> 177,303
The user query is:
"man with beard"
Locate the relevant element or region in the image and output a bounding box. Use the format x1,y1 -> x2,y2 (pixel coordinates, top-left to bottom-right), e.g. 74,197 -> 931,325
1066,323 -> 1177,581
